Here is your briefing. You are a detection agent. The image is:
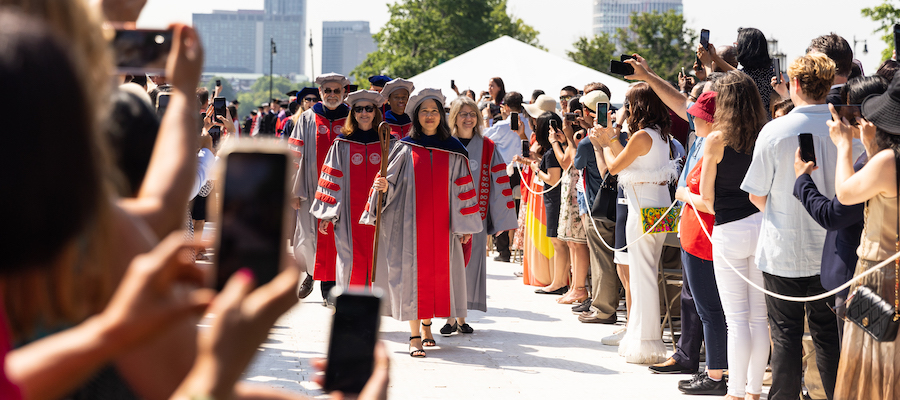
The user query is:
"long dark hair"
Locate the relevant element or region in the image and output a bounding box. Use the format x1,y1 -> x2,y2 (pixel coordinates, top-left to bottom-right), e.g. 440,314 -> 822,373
490,76 -> 506,106
341,102 -> 383,135
736,27 -> 771,70
714,71 -> 767,154
533,111 -> 562,155
409,98 -> 451,140
625,82 -> 670,141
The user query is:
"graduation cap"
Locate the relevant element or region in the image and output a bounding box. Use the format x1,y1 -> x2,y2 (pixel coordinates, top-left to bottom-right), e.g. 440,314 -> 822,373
298,87 -> 320,101
285,90 -> 299,97
368,75 -> 392,87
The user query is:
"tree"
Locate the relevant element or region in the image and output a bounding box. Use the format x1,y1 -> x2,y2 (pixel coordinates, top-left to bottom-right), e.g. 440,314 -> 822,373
567,33 -> 617,71
202,76 -> 237,102
350,0 -> 542,84
234,76 -> 297,118
862,1 -> 900,61
617,10 -> 696,83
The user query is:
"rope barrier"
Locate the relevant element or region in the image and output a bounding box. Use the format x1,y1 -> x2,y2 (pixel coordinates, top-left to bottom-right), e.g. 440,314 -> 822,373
587,195 -> 681,252
516,162 -> 570,196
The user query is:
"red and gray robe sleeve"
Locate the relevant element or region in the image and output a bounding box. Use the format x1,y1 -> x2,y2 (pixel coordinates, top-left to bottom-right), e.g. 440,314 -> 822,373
486,146 -> 518,235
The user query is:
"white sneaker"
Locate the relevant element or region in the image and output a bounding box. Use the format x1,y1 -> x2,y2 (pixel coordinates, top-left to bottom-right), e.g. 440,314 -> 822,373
601,327 -> 626,346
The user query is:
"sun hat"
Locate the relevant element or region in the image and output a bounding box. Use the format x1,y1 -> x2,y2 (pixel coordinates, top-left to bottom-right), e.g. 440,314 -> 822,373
345,90 -> 386,108
861,69 -> 900,134
523,94 -> 557,118
687,91 -> 717,123
405,88 -> 446,119
579,90 -> 610,112
315,72 -> 350,88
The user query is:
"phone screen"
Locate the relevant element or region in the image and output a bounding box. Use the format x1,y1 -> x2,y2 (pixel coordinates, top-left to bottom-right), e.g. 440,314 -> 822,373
214,97 -> 227,118
112,28 -> 173,75
610,60 -> 634,76
700,29 -> 710,48
215,152 -> 287,291
521,139 -> 530,158
451,79 -> 455,88
894,24 -> 900,55
156,93 -> 170,118
773,58 -> 782,84
323,290 -> 382,394
511,112 -> 519,131
596,102 -> 608,128
798,133 -> 816,166
565,113 -> 576,122
550,119 -> 559,131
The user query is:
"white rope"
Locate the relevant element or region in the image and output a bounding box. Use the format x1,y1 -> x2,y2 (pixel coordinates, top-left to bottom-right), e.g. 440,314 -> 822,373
516,162 -> 570,196
588,194 -> 680,252
684,191 -> 893,302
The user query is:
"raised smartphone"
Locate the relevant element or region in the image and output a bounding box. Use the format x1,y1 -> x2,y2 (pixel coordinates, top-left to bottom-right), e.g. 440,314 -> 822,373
894,24 -> 900,56
112,28 -> 173,75
700,29 -> 710,49
510,112 -> 519,131
620,54 -> 635,62
214,147 -> 291,291
521,139 -> 530,158
596,102 -> 608,128
610,60 -> 634,76
214,96 -> 227,118
156,93 -> 170,118
798,133 -> 816,166
565,112 -> 576,122
773,58 -> 782,84
323,288 -> 382,394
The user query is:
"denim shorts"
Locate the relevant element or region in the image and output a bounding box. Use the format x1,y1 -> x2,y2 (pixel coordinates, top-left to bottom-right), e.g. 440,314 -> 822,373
576,190 -> 588,215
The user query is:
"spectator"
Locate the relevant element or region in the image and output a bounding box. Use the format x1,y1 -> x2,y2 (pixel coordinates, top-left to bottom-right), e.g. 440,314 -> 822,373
806,33 -> 854,105
740,53 -> 861,400
876,59 -> 899,84
478,77 -> 506,127
559,85 -> 578,114
702,27 -> 775,112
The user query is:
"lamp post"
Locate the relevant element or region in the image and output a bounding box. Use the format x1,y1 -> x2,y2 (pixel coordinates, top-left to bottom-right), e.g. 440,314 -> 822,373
269,37 -> 277,102
767,37 -> 787,75
853,36 -> 869,55
309,30 -> 315,80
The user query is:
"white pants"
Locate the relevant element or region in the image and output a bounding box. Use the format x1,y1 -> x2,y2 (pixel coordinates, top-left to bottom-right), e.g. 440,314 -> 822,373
617,184 -> 668,364
711,212 -> 768,397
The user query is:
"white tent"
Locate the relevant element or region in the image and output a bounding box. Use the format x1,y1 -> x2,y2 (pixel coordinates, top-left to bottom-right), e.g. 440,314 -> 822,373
409,36 -> 630,106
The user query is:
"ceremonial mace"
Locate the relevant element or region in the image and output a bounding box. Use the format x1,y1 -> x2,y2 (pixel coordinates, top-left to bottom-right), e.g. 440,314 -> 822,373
370,122 -> 391,286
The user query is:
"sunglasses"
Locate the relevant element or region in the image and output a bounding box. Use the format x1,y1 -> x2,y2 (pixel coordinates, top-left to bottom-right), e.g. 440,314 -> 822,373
353,105 -> 376,113
303,97 -> 318,102
560,96 -> 573,102
322,88 -> 342,94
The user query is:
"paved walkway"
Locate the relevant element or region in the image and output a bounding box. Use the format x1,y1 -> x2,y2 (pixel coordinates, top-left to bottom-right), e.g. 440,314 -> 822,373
240,254 -> 769,399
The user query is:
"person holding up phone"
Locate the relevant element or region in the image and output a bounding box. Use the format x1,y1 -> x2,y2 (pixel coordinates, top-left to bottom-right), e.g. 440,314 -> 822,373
380,78 -> 414,138
363,89 -> 483,358
310,90 -> 396,289
290,73 -> 352,303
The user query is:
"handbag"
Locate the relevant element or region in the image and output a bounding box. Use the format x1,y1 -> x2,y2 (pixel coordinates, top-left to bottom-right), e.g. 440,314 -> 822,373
590,172 -> 618,223
845,147 -> 900,342
640,204 -> 681,234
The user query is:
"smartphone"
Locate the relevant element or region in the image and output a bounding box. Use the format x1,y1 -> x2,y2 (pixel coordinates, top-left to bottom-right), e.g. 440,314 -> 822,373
214,97 -> 227,118
112,28 -> 173,75
773,58 -> 782,84
208,126 -> 221,148
323,288 -> 382,394
156,93 -> 170,118
549,119 -> 559,131
216,79 -> 222,87
596,102 -> 608,128
620,54 -> 635,62
451,79 -> 456,89
798,133 -> 816,166
700,29 -> 710,49
565,112 -> 576,122
214,148 -> 291,291
521,139 -> 530,158
511,112 -> 519,131
894,24 -> 900,56
610,60 -> 634,76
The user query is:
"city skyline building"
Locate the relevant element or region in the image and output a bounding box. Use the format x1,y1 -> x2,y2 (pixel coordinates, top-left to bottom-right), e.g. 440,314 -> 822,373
193,0 -> 306,77
321,21 -> 376,77
592,0 -> 682,39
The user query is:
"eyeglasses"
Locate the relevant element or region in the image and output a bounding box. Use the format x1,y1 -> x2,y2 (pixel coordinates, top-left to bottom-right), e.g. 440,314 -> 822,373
419,110 -> 442,117
353,105 -> 376,113
560,95 -> 573,102
459,112 -> 478,119
322,88 -> 342,94
303,97 -> 318,102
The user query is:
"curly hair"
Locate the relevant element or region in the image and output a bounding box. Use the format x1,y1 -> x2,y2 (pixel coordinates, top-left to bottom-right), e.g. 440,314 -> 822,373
788,53 -> 835,102
713,71 -> 767,154
625,82 -> 670,141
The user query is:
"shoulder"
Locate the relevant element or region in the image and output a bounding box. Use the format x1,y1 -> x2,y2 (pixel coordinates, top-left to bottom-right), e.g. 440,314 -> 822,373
706,131 -> 725,145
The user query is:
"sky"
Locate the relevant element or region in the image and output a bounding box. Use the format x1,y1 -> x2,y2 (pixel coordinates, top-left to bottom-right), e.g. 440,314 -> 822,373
137,0 -> 892,79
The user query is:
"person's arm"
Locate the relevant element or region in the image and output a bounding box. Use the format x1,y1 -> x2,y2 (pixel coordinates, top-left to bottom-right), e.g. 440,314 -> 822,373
624,55 -> 690,121
674,187 -> 712,214
548,127 -> 572,169
749,194 -> 767,212
703,43 -> 736,72
602,129 -> 651,176
829,104 -> 895,204
698,132 -> 725,212
793,166 -> 865,231
118,25 -> 204,239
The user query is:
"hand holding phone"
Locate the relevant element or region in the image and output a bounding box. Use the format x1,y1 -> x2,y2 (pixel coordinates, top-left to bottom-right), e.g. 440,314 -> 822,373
700,29 -> 710,49
610,60 -> 635,76
214,96 -> 227,118
595,102 -> 608,128
112,28 -> 173,75
773,58 -> 782,84
521,139 -> 530,158
323,288 -> 382,394
451,79 -> 457,91
798,133 -> 816,166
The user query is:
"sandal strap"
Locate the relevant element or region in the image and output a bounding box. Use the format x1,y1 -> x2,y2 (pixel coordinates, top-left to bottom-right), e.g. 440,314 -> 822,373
409,336 -> 422,340
421,322 -> 432,326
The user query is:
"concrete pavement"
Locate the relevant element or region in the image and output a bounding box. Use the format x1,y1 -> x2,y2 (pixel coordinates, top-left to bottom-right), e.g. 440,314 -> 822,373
239,254 -> 768,399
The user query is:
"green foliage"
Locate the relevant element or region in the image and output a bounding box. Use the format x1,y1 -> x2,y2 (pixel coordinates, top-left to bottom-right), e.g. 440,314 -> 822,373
202,76 -> 237,102
234,76 -> 296,118
616,10 -> 697,83
567,33 -> 617,71
862,1 -> 900,61
350,0 -> 542,84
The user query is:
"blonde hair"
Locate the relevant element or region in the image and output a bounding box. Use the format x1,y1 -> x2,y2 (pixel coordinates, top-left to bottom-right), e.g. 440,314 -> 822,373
787,53 -> 835,101
449,96 -> 482,138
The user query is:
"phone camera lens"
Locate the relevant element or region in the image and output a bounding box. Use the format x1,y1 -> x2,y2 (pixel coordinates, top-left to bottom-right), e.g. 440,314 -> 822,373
154,35 -> 165,45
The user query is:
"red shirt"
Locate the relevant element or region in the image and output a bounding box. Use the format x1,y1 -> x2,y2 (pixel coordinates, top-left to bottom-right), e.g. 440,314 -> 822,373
680,158 -> 714,260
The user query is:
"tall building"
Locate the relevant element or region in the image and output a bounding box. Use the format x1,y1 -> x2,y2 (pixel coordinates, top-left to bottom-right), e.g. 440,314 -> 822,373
592,0 -> 682,37
321,21 -> 376,77
193,1 -> 306,76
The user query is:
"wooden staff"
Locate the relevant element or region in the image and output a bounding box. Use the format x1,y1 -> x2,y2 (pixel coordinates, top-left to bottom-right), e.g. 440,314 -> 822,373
370,121 -> 391,286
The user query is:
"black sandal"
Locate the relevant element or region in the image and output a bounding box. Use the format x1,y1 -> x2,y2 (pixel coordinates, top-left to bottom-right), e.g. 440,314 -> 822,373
440,322 -> 458,336
421,322 -> 436,346
409,336 -> 426,358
